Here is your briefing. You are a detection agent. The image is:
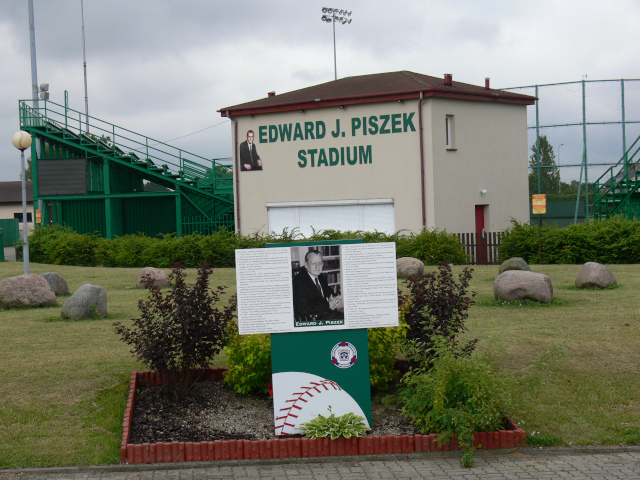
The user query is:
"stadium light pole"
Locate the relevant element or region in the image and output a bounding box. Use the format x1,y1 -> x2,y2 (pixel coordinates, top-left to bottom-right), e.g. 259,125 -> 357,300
321,8 -> 352,81
81,0 -> 90,133
12,131 -> 33,274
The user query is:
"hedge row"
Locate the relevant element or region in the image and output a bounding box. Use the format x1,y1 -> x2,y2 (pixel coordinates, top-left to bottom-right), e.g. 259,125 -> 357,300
22,225 -> 468,268
499,216 -> 640,264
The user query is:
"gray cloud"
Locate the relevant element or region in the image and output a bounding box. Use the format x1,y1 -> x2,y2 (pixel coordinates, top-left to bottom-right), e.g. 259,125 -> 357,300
0,0 -> 639,182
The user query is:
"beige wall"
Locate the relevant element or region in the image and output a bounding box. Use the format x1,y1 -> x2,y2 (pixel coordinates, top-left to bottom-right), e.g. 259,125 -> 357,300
424,98 -> 530,232
232,97 -> 530,235
233,101 -> 423,234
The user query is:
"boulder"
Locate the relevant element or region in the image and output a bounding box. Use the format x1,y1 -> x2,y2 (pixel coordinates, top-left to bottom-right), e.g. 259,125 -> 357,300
0,274 -> 57,309
396,257 -> 425,278
499,257 -> 531,274
40,272 -> 70,295
136,267 -> 170,288
494,270 -> 553,304
61,283 -> 107,320
575,262 -> 617,289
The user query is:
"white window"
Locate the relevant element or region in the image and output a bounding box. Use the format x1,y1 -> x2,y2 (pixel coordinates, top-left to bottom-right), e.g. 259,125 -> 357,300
267,199 -> 395,236
445,114 -> 455,149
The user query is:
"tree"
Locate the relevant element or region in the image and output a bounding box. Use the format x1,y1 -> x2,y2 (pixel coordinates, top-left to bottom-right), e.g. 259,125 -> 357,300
20,156 -> 33,181
528,135 -> 560,195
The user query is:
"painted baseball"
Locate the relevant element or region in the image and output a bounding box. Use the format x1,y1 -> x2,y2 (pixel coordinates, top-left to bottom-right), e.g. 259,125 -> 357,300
272,371 -> 370,436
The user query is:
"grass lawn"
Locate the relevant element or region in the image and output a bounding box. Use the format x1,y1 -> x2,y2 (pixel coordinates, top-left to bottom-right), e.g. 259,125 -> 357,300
1,261 -> 639,468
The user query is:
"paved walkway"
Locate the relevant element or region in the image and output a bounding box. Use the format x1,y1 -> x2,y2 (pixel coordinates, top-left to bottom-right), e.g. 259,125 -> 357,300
2,448 -> 640,480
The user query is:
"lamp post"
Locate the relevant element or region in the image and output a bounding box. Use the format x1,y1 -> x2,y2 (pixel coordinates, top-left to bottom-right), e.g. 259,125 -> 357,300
321,8 -> 352,81
12,131 -> 33,274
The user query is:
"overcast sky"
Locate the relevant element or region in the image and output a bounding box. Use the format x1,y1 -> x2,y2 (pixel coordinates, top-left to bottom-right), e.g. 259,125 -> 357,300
1,0 -> 639,182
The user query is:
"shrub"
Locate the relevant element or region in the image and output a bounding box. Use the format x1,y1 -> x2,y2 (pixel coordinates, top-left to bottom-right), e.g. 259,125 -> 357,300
401,263 -> 476,367
222,326 -> 272,395
396,229 -> 468,265
106,233 -> 157,267
50,231 -> 103,266
299,407 -> 369,439
499,217 -> 640,264
368,298 -> 409,391
26,226 -> 470,268
114,263 -> 237,397
398,338 -> 512,467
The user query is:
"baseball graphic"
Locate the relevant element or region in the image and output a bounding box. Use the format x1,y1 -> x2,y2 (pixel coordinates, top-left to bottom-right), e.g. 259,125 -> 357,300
272,371 -> 370,436
12,131 -> 32,151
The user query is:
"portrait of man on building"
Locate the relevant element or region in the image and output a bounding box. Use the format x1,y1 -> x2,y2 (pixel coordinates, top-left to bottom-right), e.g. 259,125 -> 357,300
292,248 -> 343,322
239,130 -> 262,171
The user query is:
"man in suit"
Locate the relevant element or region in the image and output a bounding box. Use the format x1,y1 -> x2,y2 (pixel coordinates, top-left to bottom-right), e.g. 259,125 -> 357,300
239,130 -> 262,171
292,249 -> 343,321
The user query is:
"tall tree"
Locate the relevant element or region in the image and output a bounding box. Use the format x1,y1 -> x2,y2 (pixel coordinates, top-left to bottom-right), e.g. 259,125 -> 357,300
528,135 -> 560,195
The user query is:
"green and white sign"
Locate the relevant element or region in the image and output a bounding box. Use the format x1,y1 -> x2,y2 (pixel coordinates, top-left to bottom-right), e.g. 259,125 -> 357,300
271,329 -> 371,436
235,240 -> 398,436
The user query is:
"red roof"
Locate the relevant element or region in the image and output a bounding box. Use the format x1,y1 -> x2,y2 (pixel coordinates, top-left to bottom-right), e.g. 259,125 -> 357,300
219,70 -> 536,117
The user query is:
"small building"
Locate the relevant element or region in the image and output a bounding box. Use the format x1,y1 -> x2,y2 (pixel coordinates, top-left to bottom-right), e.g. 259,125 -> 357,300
0,181 -> 34,232
219,71 -> 536,236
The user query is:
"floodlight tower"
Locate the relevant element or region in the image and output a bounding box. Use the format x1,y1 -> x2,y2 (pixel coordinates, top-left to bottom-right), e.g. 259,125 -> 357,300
321,7 -> 352,81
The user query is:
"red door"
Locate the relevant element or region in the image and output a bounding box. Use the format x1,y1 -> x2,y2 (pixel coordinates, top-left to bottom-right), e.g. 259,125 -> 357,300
475,205 -> 487,264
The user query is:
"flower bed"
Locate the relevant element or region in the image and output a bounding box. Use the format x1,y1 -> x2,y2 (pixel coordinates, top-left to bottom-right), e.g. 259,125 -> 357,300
120,368 -> 526,464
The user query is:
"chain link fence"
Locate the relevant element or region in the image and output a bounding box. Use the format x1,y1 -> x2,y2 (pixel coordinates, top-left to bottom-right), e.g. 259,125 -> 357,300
504,79 -> 640,224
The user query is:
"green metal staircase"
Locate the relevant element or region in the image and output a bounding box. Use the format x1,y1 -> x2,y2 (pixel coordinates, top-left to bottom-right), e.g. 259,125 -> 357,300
19,99 -> 234,237
592,134 -> 640,220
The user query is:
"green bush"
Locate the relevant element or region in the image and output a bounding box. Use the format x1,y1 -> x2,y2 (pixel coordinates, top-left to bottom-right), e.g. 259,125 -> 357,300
398,338 -> 512,468
396,229 -> 468,265
26,226 -> 469,268
222,326 -> 272,395
49,231 -> 103,266
299,407 -> 369,439
368,302 -> 408,391
106,233 -> 157,267
500,217 -> 640,264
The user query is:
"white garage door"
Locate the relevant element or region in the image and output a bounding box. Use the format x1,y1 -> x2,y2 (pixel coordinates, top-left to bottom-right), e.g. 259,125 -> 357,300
267,199 -> 395,236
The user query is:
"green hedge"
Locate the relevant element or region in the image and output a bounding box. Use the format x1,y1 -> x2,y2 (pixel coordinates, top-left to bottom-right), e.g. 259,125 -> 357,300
499,216 -> 640,264
21,225 -> 468,268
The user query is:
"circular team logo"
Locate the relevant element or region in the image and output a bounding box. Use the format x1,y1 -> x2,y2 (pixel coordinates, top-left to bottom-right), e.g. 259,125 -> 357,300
331,341 -> 357,369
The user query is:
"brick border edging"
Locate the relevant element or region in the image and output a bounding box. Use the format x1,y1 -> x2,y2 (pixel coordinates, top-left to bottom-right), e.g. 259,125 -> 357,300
120,368 -> 526,464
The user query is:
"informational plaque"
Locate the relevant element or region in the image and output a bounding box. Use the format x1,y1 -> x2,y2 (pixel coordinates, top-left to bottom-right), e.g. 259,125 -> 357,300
235,242 -> 399,335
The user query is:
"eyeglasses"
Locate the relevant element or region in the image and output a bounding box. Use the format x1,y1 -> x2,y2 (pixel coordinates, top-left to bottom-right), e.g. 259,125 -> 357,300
307,262 -> 324,268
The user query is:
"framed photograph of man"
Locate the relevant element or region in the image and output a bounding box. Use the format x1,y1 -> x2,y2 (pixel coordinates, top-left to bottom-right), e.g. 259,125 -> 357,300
239,130 -> 263,171
290,245 -> 344,327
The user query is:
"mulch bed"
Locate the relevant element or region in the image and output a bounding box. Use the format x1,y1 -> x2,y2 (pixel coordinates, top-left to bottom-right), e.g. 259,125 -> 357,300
129,377 -> 419,444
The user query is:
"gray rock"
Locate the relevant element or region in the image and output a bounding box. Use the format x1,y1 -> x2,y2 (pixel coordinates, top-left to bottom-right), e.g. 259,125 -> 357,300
494,270 -> 553,304
396,257 -> 425,278
0,273 -> 57,309
61,283 -> 107,320
136,267 -> 170,288
499,257 -> 531,274
40,272 -> 70,295
575,262 -> 617,289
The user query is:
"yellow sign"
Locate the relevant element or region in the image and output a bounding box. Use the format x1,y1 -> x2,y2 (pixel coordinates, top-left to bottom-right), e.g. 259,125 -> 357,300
35,209 -> 42,224
532,194 -> 546,214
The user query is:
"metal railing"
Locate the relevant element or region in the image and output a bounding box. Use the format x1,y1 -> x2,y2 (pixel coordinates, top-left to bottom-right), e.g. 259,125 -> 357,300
18,99 -> 232,193
591,134 -> 640,219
